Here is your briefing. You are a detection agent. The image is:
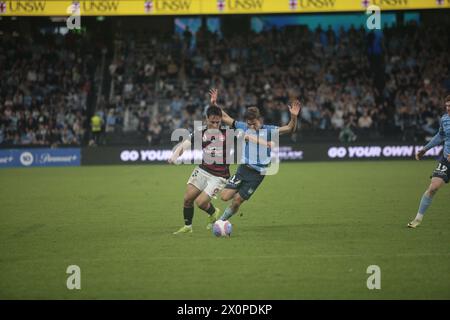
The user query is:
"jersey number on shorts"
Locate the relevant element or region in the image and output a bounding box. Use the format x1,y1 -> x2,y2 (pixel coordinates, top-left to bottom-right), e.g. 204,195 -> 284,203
436,164 -> 448,172
228,175 -> 241,186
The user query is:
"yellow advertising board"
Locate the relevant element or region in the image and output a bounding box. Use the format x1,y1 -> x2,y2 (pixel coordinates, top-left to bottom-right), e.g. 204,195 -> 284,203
0,0 -> 448,16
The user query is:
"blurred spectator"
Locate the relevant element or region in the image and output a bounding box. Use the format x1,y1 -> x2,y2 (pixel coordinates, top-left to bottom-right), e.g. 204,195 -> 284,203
339,118 -> 358,143
358,111 -> 373,129
106,109 -> 117,133
90,113 -> 103,146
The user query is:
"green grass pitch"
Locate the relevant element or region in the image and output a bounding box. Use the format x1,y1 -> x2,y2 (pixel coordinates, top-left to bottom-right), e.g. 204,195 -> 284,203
0,161 -> 449,299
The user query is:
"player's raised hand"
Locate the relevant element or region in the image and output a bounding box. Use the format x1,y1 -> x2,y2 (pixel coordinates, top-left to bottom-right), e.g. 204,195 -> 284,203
416,149 -> 426,161
209,88 -> 218,106
288,99 -> 301,116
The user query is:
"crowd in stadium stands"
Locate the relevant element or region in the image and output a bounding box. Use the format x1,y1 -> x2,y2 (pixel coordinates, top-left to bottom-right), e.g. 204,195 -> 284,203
1,20 -> 449,147
107,21 -> 449,145
383,23 -> 450,141
0,31 -> 94,146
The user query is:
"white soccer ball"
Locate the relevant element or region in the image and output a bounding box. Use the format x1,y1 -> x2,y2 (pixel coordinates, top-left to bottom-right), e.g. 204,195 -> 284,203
212,220 -> 232,237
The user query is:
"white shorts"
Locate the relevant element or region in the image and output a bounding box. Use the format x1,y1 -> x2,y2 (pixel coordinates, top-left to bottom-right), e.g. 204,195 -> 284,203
187,166 -> 227,198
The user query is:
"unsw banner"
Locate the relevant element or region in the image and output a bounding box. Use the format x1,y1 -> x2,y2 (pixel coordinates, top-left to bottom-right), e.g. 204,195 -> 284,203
0,0 -> 449,16
0,148 -> 81,168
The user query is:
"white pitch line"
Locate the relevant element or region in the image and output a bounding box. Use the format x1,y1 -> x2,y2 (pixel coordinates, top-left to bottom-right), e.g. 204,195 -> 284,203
128,252 -> 450,260
0,253 -> 448,264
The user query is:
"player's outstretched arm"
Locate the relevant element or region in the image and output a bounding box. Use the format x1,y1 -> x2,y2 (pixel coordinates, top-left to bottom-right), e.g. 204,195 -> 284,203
278,99 -> 301,135
209,88 -> 234,127
416,123 -> 445,160
168,139 -> 191,164
244,134 -> 274,148
220,109 -> 235,127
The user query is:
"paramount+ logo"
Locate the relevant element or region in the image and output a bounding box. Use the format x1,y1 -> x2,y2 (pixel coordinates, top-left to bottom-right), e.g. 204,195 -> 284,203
7,0 -> 46,13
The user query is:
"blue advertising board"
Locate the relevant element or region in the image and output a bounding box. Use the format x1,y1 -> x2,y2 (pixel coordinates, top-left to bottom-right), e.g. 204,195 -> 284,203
0,148 -> 81,168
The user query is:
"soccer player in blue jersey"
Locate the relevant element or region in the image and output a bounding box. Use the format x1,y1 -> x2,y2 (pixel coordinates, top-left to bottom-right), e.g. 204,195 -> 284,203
209,89 -> 301,222
408,95 -> 450,228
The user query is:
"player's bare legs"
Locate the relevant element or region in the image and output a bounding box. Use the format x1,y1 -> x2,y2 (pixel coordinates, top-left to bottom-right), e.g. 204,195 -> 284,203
229,193 -> 245,214
195,192 -> 211,211
220,188 -> 238,202
185,183 -> 202,203
220,189 -> 245,221
195,191 -> 221,229
174,184 -> 202,234
425,177 -> 445,197
408,177 -> 445,228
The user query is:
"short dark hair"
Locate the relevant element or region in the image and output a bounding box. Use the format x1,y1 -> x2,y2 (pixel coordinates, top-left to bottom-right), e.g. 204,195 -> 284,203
244,106 -> 260,121
206,106 -> 222,118
445,95 -> 450,103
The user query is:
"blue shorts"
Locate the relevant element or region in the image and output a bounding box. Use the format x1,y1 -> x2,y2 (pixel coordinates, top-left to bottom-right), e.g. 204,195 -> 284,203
225,165 -> 265,200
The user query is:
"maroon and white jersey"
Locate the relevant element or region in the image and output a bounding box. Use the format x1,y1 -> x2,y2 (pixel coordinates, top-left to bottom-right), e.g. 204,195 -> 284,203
189,125 -> 230,179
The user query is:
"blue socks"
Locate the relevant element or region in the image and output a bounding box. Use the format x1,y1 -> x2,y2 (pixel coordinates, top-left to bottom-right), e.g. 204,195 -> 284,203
220,207 -> 235,221
418,193 -> 433,215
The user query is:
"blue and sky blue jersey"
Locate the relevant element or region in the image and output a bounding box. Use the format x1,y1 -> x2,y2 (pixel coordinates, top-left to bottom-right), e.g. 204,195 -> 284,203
233,121 -> 279,172
424,114 -> 450,159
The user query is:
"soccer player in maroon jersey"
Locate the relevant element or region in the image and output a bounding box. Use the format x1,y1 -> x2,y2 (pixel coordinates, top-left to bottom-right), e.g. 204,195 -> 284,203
170,105 -> 230,234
